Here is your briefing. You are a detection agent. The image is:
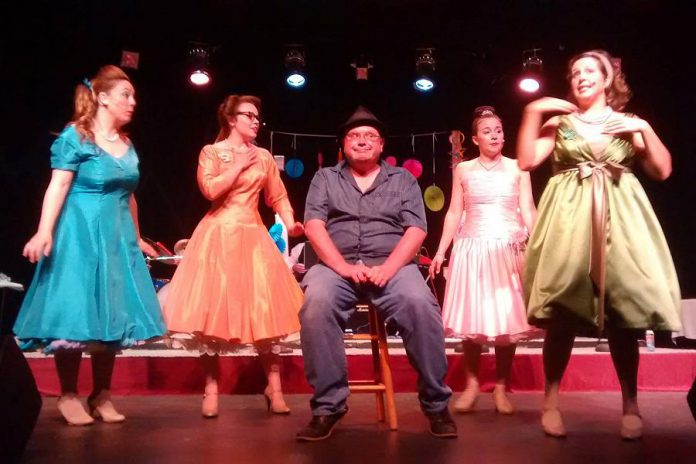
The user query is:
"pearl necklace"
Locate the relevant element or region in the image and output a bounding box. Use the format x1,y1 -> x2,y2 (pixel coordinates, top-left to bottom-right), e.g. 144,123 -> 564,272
477,156 -> 502,171
97,130 -> 119,142
573,107 -> 613,125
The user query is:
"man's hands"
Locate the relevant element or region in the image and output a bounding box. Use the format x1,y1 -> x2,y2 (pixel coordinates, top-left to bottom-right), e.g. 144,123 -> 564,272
336,261 -> 399,287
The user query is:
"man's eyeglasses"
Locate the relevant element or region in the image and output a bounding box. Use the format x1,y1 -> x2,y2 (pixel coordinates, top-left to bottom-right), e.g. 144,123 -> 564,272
345,132 -> 381,142
236,112 -> 263,123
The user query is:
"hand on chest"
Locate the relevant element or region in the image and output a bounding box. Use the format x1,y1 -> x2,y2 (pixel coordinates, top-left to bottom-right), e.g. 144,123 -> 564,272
571,121 -> 613,157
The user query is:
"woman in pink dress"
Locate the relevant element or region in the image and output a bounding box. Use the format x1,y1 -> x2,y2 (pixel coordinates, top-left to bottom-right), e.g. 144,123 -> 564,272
429,106 -> 537,413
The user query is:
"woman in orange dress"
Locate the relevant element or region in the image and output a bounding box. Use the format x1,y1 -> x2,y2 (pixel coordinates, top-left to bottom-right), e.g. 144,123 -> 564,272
163,95 -> 304,417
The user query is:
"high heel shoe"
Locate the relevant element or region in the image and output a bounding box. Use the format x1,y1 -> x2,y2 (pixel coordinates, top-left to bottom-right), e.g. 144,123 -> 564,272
201,393 -> 219,418
57,394 -> 95,426
541,409 -> 566,438
88,390 -> 125,423
620,414 -> 643,440
453,384 -> 479,413
492,387 -> 515,415
264,387 -> 290,415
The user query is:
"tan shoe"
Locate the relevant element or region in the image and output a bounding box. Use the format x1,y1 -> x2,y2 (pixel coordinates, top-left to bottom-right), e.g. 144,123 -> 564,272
453,385 -> 479,413
88,391 -> 125,423
202,393 -> 219,418
493,387 -> 515,415
264,387 -> 290,415
541,409 -> 566,438
57,394 -> 94,426
620,414 -> 643,440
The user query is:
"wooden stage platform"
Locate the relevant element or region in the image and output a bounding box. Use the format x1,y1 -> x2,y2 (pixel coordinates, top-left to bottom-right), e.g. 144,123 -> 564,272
25,338 -> 696,396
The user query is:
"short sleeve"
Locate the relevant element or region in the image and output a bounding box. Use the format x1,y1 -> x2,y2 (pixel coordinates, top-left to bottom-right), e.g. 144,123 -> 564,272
50,126 -> 85,171
304,169 -> 329,223
399,172 -> 428,232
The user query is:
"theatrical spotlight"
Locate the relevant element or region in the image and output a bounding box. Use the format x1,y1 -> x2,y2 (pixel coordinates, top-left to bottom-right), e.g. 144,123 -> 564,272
188,43 -> 211,86
518,48 -> 543,93
284,45 -> 306,88
351,54 -> 373,81
414,48 -> 436,92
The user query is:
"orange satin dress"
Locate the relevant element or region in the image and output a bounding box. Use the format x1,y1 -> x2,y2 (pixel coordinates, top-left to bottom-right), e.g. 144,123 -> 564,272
163,145 -> 303,346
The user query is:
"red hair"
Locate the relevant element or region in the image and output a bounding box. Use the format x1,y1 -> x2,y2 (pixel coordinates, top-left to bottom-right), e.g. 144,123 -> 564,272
71,65 -> 131,140
215,95 -> 262,142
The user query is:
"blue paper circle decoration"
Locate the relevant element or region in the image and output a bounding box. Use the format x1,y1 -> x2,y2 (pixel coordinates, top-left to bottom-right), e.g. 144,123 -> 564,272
285,158 -> 304,178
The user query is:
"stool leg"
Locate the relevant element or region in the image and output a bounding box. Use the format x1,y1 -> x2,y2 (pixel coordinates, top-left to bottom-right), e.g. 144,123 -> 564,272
369,308 -> 386,423
376,311 -> 398,430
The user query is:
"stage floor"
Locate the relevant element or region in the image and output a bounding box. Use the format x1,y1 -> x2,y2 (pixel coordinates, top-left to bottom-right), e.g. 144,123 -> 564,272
22,392 -> 695,464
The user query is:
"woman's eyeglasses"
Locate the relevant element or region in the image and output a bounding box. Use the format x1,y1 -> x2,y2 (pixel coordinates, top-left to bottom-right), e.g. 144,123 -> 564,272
236,112 -> 263,123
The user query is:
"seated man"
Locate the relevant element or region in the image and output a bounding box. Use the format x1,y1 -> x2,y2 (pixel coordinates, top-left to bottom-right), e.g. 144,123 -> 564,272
296,106 -> 456,441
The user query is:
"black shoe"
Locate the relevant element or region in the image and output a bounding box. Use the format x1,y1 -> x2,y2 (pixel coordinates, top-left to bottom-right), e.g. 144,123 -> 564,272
296,409 -> 348,442
427,409 -> 458,438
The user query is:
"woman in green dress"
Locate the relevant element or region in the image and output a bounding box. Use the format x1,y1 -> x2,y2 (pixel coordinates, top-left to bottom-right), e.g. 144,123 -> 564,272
517,49 -> 681,440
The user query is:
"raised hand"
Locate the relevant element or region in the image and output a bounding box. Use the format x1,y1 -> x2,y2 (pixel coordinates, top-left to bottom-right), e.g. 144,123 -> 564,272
232,145 -> 259,170
23,232 -> 53,263
602,114 -> 648,135
525,97 -> 578,115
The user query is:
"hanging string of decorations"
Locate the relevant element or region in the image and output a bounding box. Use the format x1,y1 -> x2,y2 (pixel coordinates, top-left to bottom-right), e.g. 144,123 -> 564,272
267,128 -> 456,211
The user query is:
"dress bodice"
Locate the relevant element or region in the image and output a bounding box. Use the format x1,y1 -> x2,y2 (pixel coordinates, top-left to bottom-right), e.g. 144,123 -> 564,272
196,146 -> 292,224
458,167 -> 526,242
51,125 -> 139,199
552,115 -> 635,168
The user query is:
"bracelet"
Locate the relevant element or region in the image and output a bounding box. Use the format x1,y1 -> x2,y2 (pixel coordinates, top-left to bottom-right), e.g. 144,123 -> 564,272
434,253 -> 446,259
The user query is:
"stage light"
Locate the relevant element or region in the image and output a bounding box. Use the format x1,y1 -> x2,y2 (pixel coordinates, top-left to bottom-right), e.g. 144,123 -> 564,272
351,54 -> 373,81
284,45 -> 306,88
518,49 -> 543,94
188,43 -> 211,86
414,48 -> 436,92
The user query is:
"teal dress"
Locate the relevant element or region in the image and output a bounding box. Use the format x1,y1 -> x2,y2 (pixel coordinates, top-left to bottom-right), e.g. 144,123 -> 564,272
13,125 -> 166,351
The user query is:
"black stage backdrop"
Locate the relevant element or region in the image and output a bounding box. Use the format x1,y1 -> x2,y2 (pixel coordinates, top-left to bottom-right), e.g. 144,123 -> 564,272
1,1 -> 694,324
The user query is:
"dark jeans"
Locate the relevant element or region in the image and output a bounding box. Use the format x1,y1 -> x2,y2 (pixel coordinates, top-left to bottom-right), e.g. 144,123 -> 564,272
299,263 -> 451,415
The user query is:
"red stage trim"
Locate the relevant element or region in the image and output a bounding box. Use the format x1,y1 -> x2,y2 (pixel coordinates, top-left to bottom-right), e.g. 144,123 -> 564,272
26,350 -> 696,396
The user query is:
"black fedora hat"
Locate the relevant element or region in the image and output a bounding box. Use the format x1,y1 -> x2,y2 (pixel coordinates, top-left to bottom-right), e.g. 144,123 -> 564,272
339,105 -> 385,137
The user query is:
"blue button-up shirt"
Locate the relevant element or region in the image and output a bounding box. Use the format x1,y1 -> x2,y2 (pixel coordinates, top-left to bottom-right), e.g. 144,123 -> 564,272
304,159 -> 427,266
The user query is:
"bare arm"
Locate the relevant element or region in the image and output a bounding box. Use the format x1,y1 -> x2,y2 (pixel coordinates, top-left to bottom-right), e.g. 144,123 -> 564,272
129,195 -> 159,257
517,97 -> 577,171
518,170 -> 537,234
429,164 -> 465,277
604,115 -> 672,180
23,169 -> 74,263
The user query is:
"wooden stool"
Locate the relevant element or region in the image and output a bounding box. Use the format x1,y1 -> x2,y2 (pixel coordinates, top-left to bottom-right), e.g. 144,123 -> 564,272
345,303 -> 398,430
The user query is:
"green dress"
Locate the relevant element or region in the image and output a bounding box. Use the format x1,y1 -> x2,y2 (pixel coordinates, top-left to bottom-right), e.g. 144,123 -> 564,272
525,115 -> 681,331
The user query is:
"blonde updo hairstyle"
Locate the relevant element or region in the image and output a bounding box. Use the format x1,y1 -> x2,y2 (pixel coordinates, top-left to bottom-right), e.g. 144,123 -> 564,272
215,95 -> 262,142
72,65 -> 131,140
566,49 -> 632,111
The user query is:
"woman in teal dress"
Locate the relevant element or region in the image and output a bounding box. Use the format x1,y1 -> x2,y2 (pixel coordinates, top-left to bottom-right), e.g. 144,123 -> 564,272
517,50 -> 681,440
14,65 -> 166,426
